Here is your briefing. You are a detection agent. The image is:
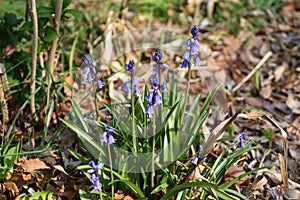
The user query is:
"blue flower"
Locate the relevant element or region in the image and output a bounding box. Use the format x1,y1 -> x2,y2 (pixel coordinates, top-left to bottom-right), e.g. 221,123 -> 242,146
134,85 -> 141,96
191,145 -> 202,165
145,86 -> 161,114
86,72 -> 93,84
90,173 -> 102,191
83,54 -> 93,65
161,83 -> 167,92
125,60 -> 135,71
82,54 -> 96,75
181,59 -> 189,68
191,25 -> 199,38
146,104 -> 154,114
190,39 -> 199,56
234,132 -> 248,148
183,51 -> 190,60
191,155 -> 199,165
194,56 -> 201,67
88,160 -> 104,173
153,89 -> 161,105
97,79 -> 104,90
145,91 -> 153,102
102,132 -> 116,145
101,124 -> 116,145
81,54 -> 105,87
181,26 -> 201,68
150,73 -> 159,86
239,132 -> 247,141
152,48 -> 162,62
122,81 -> 130,93
87,160 -> 104,192
152,48 -> 169,71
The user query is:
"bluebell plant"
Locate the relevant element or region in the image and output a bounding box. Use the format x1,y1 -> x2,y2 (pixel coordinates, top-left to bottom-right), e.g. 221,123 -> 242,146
101,123 -> 116,199
145,48 -> 169,114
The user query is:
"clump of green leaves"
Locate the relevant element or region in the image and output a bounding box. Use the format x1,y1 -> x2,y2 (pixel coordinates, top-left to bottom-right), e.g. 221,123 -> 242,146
36,0 -> 82,51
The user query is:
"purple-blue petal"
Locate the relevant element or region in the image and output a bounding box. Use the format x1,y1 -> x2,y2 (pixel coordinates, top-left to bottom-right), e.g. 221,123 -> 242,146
101,132 -> 108,143
183,51 -> 190,60
108,134 -> 116,145
82,66 -> 88,74
134,85 -> 141,96
83,54 -> 92,65
150,73 -> 159,86
161,63 -> 169,69
125,60 -> 135,71
197,145 -> 202,152
146,104 -> 154,114
191,155 -> 199,165
191,25 -> 199,37
97,79 -> 104,89
239,132 -> 247,141
91,66 -> 96,74
194,56 -> 201,67
145,91 -> 153,102
190,43 -> 199,55
122,81 -> 130,93
153,90 -> 161,105
181,59 -> 189,68
86,72 -> 93,84
161,83 -> 167,92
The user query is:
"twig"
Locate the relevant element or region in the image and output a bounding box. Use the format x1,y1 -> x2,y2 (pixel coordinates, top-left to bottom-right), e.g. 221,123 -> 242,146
30,0 -> 38,121
231,51 -> 273,93
48,0 -> 63,74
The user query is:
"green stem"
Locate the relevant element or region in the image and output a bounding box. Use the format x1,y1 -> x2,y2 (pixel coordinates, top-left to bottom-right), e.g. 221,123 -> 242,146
99,191 -> 103,200
130,71 -> 137,153
108,144 -> 114,200
182,64 -> 192,122
158,65 -> 164,119
94,85 -> 100,121
151,113 -> 156,189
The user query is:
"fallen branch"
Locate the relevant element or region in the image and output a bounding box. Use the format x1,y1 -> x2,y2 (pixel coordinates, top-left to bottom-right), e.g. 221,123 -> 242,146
232,51 -> 273,93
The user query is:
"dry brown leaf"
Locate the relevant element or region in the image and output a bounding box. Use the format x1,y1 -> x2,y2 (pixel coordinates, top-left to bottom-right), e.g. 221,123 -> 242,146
274,63 -> 287,82
252,175 -> 268,190
22,173 -> 33,181
260,85 -> 272,99
42,156 -> 56,166
286,93 -> 300,114
4,182 -> 19,195
114,190 -> 125,200
64,75 -> 73,97
20,158 -> 50,172
224,36 -> 242,52
264,167 -> 282,185
225,165 -> 249,186
283,187 -> 300,199
124,195 -> 134,200
245,96 -> 263,108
